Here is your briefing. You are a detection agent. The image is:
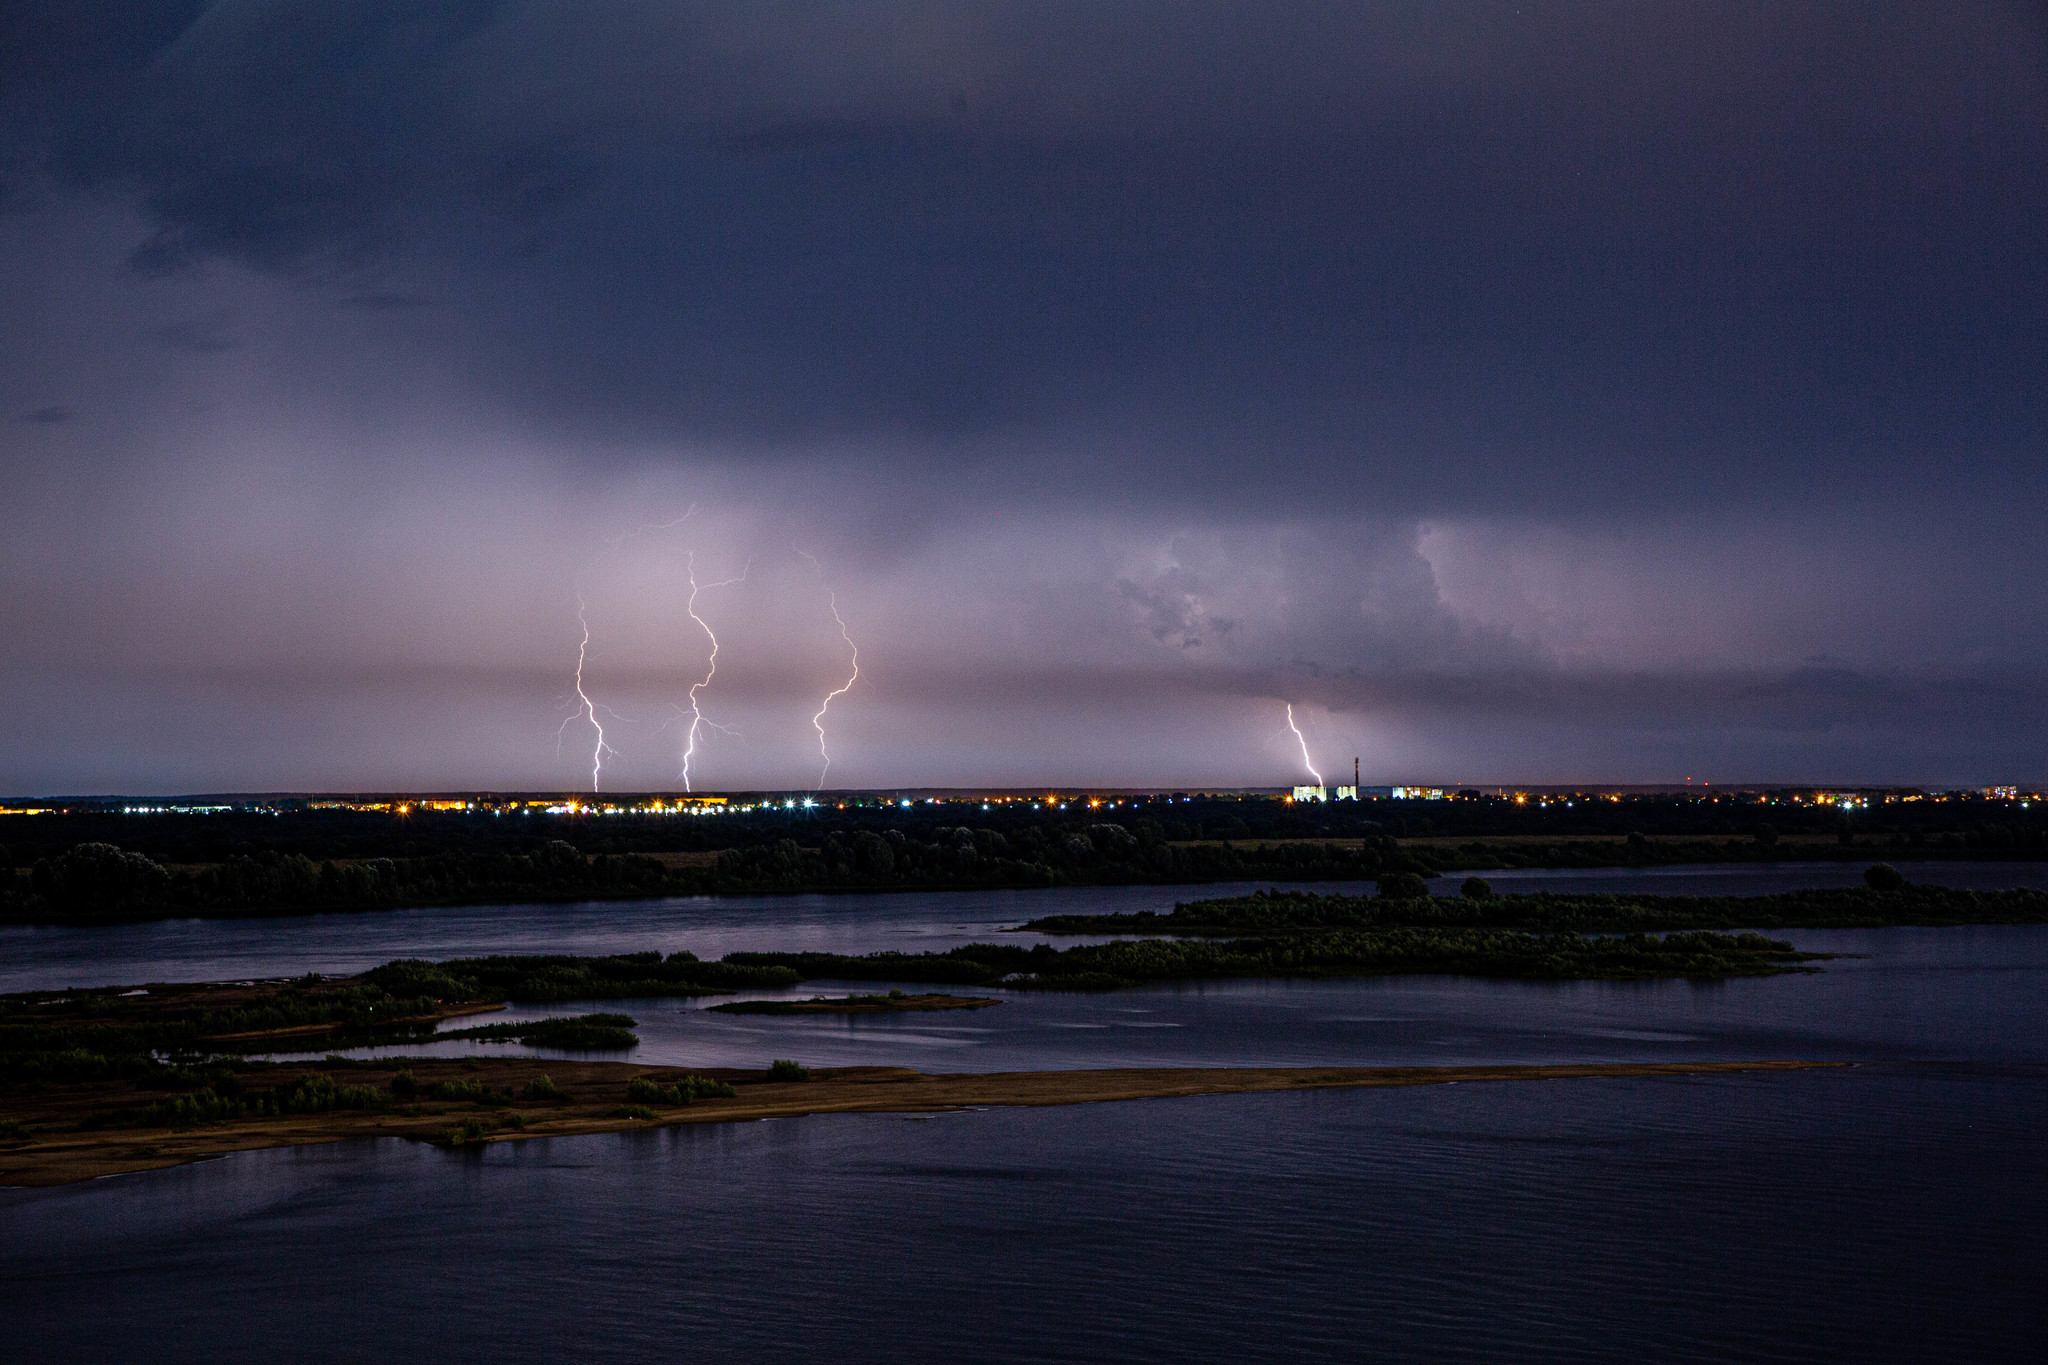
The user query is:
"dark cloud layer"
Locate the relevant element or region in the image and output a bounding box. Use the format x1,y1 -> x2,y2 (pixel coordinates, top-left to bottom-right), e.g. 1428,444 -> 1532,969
0,3 -> 2043,791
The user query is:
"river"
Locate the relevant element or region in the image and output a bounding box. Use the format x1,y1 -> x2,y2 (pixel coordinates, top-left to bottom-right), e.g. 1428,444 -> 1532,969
3,863 -> 2042,1361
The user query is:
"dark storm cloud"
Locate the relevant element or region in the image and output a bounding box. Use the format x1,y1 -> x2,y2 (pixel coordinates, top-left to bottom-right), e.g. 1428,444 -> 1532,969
148,316 -> 236,353
6,1 -> 2042,508
335,292 -> 434,310
0,3 -> 2044,790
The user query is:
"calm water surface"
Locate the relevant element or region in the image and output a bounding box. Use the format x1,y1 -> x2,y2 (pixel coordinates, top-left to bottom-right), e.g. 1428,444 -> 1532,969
4,1067 -> 2041,1362
3,865 -> 2042,1361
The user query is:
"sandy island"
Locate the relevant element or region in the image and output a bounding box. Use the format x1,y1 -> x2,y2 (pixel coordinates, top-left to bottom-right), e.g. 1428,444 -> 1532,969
0,1058 -> 1843,1188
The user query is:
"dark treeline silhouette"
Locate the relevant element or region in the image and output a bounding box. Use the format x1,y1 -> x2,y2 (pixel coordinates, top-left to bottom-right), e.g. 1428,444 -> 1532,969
1020,877 -> 2048,936
435,1014 -> 641,1051
5,791 -> 2045,922
0,830 -> 1431,923
724,929 -> 1823,987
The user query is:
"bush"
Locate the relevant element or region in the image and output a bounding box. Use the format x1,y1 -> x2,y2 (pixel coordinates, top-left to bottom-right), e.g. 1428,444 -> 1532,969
1460,877 -> 1494,899
89,1086 -> 245,1130
31,843 -> 171,913
623,1076 -> 691,1106
447,1118 -> 491,1146
521,1075 -> 567,1102
1377,872 -> 1431,900
623,1073 -> 733,1103
767,1059 -> 811,1082
1864,863 -> 1907,891
0,1119 -> 30,1142
425,1079 -> 490,1102
272,1073 -> 387,1114
389,1069 -> 418,1100
1086,823 -> 1139,855
608,1105 -> 659,1120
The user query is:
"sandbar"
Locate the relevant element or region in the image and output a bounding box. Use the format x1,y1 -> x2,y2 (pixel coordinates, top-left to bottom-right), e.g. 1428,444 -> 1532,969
0,1058 -> 1843,1188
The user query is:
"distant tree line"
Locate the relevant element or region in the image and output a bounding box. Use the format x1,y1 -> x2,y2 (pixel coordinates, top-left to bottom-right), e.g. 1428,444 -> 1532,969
724,927 -> 1823,988
0,830 -> 1438,923
1019,877 -> 2048,936
6,790 -> 2047,923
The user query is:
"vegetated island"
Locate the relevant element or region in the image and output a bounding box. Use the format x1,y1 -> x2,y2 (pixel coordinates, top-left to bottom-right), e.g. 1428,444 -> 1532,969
707,992 -> 1001,1015
0,1055 -> 1844,1188
0,932 -> 1829,1116
720,929 -> 1827,989
0,944 -> 1858,1186
0,923 -> 1845,1187
1016,874 -> 2048,937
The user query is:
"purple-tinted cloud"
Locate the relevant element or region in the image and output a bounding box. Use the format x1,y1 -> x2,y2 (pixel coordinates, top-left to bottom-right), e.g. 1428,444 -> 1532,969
0,3 -> 2042,791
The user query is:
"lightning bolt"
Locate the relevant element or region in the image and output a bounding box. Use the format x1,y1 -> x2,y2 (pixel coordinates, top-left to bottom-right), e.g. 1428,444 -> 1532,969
680,551 -> 749,792
1285,702 -> 1323,787
796,548 -> 860,793
555,593 -> 617,793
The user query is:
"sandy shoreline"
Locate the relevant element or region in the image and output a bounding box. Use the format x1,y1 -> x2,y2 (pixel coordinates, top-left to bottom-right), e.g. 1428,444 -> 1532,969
0,1058 -> 1843,1188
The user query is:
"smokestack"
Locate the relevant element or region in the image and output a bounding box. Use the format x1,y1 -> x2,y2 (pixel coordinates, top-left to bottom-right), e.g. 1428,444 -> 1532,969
1354,756 -> 1360,788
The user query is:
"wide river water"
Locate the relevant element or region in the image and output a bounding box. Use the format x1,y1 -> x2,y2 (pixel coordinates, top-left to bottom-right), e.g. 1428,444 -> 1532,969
4,862 -> 2043,1361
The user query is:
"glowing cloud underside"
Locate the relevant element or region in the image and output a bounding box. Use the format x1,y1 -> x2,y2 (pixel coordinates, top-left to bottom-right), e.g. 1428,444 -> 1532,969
798,549 -> 860,792
1285,702 -> 1323,787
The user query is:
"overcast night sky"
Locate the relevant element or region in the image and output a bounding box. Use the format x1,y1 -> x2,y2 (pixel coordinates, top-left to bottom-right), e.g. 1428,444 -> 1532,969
1,2 -> 2043,795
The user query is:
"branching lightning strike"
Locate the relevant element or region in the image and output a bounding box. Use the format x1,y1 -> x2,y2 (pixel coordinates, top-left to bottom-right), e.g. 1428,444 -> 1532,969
556,594 -> 617,792
796,549 -> 860,792
1285,702 -> 1323,787
680,551 -> 749,792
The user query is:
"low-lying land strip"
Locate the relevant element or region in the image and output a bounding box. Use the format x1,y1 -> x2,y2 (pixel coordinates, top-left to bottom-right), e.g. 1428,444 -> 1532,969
1017,882 -> 2048,937
724,929 -> 1827,988
0,929 -> 1830,1114
0,1057 -> 1843,1188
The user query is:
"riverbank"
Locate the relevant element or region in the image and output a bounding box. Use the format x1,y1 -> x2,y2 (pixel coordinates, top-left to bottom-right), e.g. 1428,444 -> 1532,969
0,1058 -> 1842,1187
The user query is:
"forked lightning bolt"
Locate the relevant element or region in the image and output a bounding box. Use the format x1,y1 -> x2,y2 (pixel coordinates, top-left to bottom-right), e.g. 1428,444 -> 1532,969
797,549 -> 859,792
680,551 -> 749,792
557,594 -> 617,793
1285,703 -> 1323,787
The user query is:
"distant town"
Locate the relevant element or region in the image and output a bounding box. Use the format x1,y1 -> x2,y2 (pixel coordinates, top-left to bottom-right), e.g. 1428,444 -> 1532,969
1,784 -> 2034,820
